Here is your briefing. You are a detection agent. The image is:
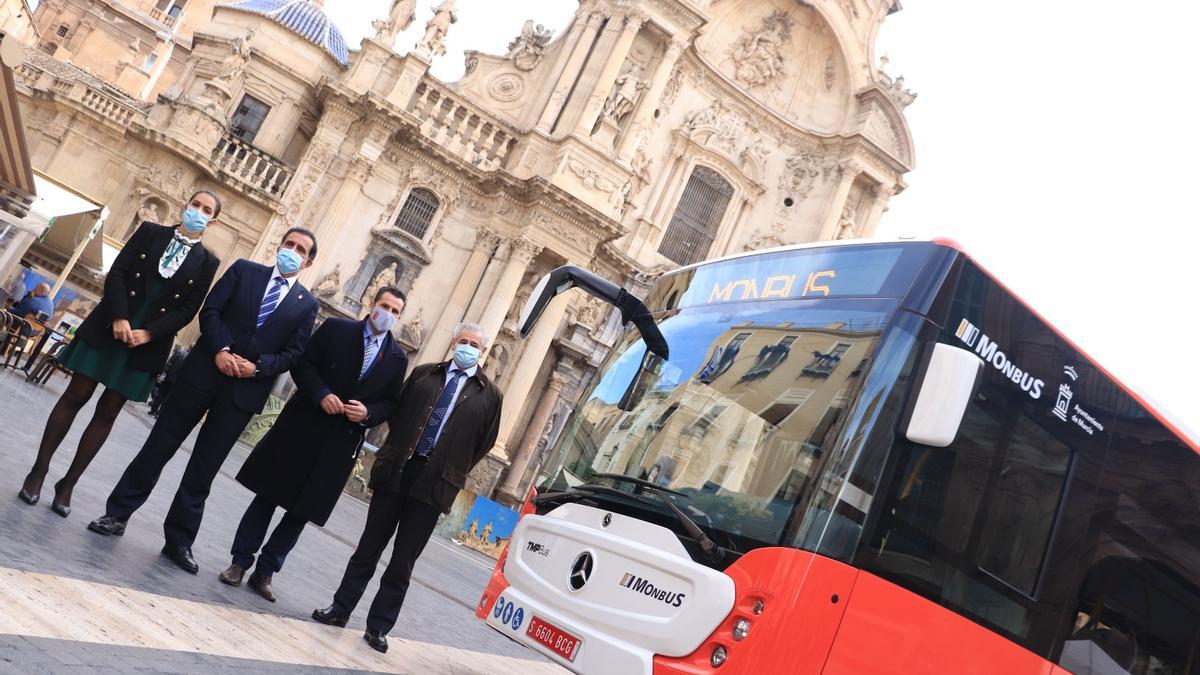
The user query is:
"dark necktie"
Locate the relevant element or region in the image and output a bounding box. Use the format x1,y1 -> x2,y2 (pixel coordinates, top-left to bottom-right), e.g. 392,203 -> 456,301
257,277 -> 287,328
414,370 -> 466,457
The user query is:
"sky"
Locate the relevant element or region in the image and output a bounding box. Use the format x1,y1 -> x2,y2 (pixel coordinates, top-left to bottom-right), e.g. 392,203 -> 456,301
326,2 -> 1198,440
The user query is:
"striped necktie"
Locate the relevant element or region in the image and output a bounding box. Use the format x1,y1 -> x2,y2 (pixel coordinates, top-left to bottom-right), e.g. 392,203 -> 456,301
257,277 -> 287,329
360,333 -> 381,380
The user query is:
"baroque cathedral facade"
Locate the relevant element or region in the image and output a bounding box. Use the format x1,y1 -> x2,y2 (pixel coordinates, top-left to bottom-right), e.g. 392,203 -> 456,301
4,0 -> 915,507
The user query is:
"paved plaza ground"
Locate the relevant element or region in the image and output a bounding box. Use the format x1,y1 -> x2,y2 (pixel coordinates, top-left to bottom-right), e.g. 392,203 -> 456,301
0,366 -> 565,674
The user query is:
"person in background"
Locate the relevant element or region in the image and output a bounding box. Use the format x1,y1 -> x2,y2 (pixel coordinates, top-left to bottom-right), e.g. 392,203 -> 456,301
18,192 -> 222,517
219,287 -> 409,603
87,228 -> 320,579
312,323 -> 502,654
149,345 -> 190,417
10,282 -> 55,335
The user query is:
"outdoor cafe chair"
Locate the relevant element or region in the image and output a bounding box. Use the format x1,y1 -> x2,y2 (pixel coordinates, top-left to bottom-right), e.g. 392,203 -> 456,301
26,339 -> 71,386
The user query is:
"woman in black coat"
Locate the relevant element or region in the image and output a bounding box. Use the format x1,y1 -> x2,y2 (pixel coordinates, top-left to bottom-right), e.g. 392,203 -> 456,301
18,190 -> 221,517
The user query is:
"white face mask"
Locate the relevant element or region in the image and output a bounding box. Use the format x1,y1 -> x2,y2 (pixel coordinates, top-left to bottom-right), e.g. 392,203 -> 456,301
369,306 -> 398,333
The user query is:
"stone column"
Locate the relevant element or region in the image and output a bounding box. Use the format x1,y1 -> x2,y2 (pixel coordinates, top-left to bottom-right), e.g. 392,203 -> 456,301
616,38 -> 687,160
307,156 -> 371,282
252,101 -> 356,262
816,165 -> 860,241
491,293 -> 569,458
497,369 -> 567,502
860,184 -> 896,237
535,10 -> 606,133
573,12 -> 648,137
419,228 -> 502,362
476,238 -> 542,343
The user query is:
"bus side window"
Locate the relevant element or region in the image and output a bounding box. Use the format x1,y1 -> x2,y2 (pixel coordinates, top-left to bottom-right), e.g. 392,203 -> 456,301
861,392 -> 1073,648
1060,558 -> 1200,675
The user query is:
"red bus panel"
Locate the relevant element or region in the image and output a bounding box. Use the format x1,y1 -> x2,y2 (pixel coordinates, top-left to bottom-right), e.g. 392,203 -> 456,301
824,571 -> 1056,675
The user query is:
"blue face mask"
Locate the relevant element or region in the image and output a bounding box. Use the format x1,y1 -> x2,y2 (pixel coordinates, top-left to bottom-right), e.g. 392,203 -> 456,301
276,248 -> 303,275
181,208 -> 209,234
453,344 -> 481,369
369,306 -> 398,333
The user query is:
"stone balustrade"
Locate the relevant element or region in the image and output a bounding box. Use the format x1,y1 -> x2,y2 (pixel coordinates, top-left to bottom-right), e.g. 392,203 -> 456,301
148,7 -> 179,29
407,78 -> 515,171
80,87 -> 141,126
212,134 -> 292,199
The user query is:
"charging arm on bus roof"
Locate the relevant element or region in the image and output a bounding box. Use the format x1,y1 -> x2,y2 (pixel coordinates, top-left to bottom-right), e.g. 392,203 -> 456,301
518,265 -> 669,359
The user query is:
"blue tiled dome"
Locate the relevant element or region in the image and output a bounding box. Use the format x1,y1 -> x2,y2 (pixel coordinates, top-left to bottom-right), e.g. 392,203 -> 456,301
222,0 -> 350,67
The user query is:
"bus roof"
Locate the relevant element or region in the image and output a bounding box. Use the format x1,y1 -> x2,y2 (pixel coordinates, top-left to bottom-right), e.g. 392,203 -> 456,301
665,237 -> 1200,455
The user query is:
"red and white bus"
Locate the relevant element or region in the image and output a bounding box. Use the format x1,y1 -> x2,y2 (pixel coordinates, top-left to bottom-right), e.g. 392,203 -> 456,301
477,239 -> 1200,675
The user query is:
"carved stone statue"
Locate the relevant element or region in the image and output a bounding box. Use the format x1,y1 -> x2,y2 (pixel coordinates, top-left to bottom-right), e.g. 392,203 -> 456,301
374,0 -> 416,45
137,199 -> 161,225
835,203 -> 857,240
730,11 -> 793,89
603,62 -> 648,124
217,30 -> 255,84
415,0 -> 457,59
400,309 -> 424,347
575,297 -> 604,329
609,180 -> 632,211
507,19 -> 553,71
314,264 -> 341,299
630,128 -> 653,186
361,262 -> 398,304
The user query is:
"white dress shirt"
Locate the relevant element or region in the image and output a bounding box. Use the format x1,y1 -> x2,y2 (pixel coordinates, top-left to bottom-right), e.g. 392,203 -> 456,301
260,266 -> 297,307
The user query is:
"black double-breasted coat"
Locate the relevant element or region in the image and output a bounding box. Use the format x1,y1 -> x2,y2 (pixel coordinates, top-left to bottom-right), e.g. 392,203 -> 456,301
368,361 -> 503,514
236,317 -> 408,525
72,222 -> 219,373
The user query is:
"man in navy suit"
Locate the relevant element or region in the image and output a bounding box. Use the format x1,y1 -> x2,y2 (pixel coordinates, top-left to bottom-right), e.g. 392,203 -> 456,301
89,228 -> 321,576
218,287 -> 409,602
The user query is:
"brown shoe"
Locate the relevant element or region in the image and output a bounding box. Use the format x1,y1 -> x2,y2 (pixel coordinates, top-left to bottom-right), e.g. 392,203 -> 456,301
218,564 -> 245,587
248,572 -> 276,602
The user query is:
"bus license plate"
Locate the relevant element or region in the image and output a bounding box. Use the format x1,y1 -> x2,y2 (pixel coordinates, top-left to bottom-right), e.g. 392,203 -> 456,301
526,615 -> 581,662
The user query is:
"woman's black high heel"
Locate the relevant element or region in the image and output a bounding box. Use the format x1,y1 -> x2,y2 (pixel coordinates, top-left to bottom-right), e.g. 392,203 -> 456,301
17,489 -> 39,505
50,480 -> 72,518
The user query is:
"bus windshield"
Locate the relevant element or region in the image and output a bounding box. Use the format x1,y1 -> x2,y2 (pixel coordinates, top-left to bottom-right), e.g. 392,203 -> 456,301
539,297 -> 895,555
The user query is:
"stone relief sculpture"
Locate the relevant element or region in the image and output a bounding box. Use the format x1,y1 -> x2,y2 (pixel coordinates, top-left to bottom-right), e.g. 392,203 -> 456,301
415,0 -> 457,60
374,0 -> 416,44
835,202 -> 857,240
137,197 -> 161,225
507,20 -> 553,71
575,296 -> 605,330
217,30 -> 255,84
780,152 -> 823,201
314,264 -> 342,299
730,11 -> 794,89
399,309 -> 424,347
361,261 -> 398,304
603,62 -> 648,124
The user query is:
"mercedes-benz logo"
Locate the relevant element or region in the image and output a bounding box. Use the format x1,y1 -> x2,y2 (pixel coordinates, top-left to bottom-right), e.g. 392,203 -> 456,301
602,513 -> 612,528
569,552 -> 593,592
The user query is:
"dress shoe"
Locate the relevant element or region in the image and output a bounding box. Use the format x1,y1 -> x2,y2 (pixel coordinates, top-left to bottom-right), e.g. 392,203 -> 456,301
247,572 -> 276,602
161,544 -> 199,574
87,514 -> 126,536
363,630 -> 388,654
311,605 -> 349,628
218,564 -> 245,587
17,489 -> 39,505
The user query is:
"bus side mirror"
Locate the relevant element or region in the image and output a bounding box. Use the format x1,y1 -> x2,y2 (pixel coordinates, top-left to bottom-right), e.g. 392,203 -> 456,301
905,343 -> 982,447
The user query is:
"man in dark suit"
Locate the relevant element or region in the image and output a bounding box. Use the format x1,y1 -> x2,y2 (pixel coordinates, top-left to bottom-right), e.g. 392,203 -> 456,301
312,323 -> 502,653
88,228 -> 321,577
218,287 -> 410,602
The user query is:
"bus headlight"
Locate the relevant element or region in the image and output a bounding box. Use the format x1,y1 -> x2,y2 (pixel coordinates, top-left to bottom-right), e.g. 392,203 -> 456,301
711,645 -> 727,667
732,618 -> 751,641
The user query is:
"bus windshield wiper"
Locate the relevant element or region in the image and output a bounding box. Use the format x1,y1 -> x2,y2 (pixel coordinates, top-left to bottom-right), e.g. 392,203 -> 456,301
590,473 -> 725,564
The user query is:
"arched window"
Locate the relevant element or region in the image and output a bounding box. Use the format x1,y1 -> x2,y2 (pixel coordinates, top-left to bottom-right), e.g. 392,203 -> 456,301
658,166 -> 734,266
393,187 -> 440,240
